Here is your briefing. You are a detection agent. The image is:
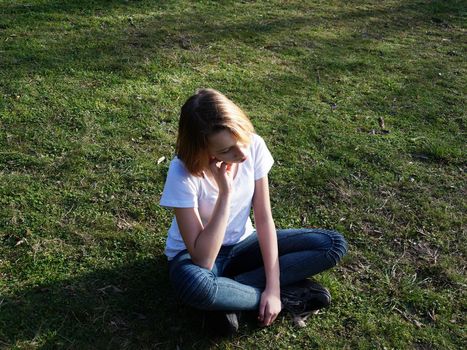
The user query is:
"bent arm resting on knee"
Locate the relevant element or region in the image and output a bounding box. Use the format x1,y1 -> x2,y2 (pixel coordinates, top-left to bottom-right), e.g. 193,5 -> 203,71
253,176 -> 281,326
175,161 -> 233,270
175,191 -> 231,270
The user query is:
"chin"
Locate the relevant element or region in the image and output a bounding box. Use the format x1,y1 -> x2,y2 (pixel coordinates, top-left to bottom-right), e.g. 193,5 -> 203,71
224,157 -> 247,164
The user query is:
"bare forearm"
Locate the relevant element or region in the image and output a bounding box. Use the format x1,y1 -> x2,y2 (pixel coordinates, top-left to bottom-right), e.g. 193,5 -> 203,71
256,217 -> 280,291
253,176 -> 280,292
192,192 -> 231,269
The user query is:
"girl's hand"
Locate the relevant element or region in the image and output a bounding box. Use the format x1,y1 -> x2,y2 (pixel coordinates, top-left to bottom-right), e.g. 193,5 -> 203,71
258,288 -> 282,327
209,159 -> 233,194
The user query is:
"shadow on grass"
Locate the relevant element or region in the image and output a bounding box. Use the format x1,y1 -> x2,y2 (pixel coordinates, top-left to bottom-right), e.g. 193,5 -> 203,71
1,0 -> 461,81
2,0 -> 463,139
0,255 -> 257,349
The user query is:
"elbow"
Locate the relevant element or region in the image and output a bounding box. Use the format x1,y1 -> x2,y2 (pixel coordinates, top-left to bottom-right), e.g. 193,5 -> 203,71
190,249 -> 215,270
192,257 -> 214,271
191,239 -> 215,270
202,262 -> 215,271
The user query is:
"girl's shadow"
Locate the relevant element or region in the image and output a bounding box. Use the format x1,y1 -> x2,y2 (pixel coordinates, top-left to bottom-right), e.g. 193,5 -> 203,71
1,255 -> 256,349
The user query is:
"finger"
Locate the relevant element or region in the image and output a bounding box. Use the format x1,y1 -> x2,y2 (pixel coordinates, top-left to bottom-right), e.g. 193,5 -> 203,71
261,304 -> 271,326
209,161 -> 218,174
264,309 -> 273,326
218,162 -> 227,174
209,159 -> 222,171
258,302 -> 266,322
269,312 -> 278,325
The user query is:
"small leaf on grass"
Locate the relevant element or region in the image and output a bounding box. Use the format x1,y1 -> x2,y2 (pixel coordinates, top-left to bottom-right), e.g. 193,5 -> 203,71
15,238 -> 28,246
410,136 -> 426,142
98,285 -> 123,294
378,116 -> 390,133
378,116 -> 386,129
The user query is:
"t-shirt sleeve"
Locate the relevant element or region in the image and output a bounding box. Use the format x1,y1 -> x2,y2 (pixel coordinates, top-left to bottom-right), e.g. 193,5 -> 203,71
253,134 -> 274,180
160,158 -> 199,208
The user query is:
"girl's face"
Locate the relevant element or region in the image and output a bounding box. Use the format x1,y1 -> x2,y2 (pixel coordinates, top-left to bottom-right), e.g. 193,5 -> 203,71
207,129 -> 248,164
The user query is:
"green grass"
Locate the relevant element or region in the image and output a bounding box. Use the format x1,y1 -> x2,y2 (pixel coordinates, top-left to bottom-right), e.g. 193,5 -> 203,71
0,0 -> 465,349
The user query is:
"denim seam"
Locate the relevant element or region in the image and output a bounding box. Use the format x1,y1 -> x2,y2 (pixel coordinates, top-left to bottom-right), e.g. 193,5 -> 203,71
177,269 -> 219,308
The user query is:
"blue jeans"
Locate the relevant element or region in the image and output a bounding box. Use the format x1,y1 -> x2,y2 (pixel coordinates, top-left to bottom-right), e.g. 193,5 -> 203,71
168,228 -> 348,311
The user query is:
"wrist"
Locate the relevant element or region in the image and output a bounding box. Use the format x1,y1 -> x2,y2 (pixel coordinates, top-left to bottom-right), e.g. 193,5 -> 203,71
264,284 -> 280,294
218,189 -> 232,198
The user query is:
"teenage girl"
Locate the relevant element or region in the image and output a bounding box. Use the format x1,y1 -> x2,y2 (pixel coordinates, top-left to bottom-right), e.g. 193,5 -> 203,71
160,88 -> 347,335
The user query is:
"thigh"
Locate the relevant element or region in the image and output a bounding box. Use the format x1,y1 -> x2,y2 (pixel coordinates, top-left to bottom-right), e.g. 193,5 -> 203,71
168,249 -> 262,310
276,228 -> 336,254
222,228 -> 337,277
222,232 -> 263,277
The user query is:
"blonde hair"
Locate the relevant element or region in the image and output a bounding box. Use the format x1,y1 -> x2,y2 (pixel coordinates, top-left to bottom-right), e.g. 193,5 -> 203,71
176,89 -> 255,176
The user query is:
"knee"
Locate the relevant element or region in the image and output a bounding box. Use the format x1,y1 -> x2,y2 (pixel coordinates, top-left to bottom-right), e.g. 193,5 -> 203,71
325,230 -> 348,265
170,263 -> 218,308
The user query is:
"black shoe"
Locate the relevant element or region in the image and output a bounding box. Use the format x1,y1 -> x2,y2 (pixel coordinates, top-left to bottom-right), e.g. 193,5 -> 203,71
203,311 -> 240,337
281,280 -> 331,327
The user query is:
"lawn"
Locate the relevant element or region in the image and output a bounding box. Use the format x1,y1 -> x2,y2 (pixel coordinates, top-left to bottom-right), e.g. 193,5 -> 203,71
0,0 -> 465,349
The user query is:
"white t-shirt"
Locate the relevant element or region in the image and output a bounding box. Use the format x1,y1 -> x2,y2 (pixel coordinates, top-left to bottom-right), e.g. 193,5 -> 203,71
160,134 -> 274,259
